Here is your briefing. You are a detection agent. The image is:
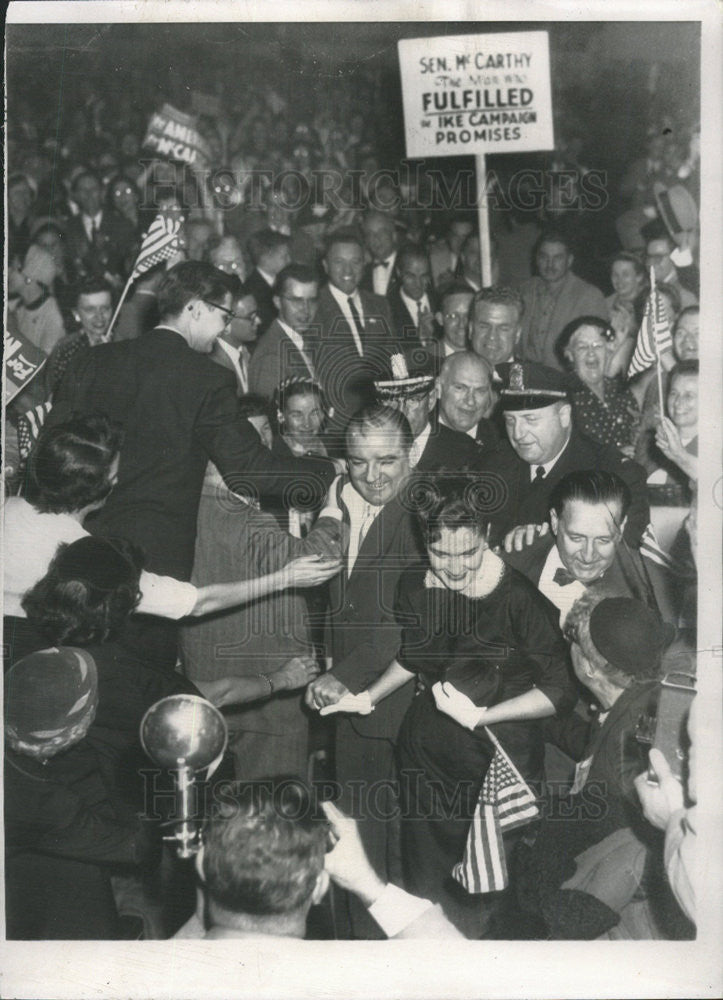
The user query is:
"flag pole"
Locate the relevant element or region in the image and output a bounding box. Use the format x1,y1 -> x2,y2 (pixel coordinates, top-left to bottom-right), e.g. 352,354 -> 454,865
649,265 -> 666,414
104,272 -> 135,342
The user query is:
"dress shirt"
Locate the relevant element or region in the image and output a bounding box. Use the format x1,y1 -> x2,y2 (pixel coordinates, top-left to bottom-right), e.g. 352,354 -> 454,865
373,251 -> 397,296
528,432 -> 572,481
83,211 -> 103,241
537,543 -> 587,626
257,266 -> 275,287
340,479 -> 383,576
327,282 -> 365,356
408,422 -> 432,468
400,289 -> 431,330
216,337 -> 250,393
277,319 -> 315,377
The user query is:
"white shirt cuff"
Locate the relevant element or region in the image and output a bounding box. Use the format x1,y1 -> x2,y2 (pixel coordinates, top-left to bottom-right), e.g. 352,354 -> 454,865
138,571 -> 198,619
367,883 -> 434,938
670,246 -> 694,268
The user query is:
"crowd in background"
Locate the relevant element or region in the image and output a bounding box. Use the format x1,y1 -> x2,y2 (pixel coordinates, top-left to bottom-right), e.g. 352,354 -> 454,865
4,40 -> 701,947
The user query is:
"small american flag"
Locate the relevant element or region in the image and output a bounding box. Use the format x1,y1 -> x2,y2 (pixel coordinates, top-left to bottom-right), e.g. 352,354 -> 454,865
131,212 -> 184,281
627,288 -> 674,378
452,727 -> 539,894
17,401 -> 53,461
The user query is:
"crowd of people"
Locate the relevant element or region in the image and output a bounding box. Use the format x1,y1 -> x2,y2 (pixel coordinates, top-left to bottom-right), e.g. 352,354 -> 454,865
4,66 -> 701,945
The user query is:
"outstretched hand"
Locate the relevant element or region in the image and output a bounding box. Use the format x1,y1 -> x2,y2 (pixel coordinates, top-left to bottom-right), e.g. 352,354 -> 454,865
321,800 -> 385,906
502,522 -> 550,553
280,553 -> 342,589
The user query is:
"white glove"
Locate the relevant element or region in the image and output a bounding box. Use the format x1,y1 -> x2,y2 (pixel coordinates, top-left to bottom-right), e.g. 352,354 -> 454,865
432,681 -> 484,731
319,691 -> 374,716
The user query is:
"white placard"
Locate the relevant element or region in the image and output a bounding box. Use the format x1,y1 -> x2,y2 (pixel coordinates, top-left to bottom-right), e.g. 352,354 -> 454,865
398,31 -> 554,158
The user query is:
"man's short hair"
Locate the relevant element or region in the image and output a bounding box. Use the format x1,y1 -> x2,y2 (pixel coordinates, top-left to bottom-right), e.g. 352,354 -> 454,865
273,263 -> 320,298
247,228 -> 290,267
345,403 -> 414,452
549,470 -> 631,522
157,260 -> 232,319
396,244 -> 430,272
440,282 -> 475,307
203,779 -> 327,916
71,169 -> 101,193
534,228 -> 574,256
471,285 -> 524,320
73,277 -> 114,307
324,228 -> 365,259
25,414 -> 124,514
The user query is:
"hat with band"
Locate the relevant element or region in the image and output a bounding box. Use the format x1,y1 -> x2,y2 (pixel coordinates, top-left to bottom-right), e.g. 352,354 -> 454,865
374,351 -> 438,400
498,361 -> 570,411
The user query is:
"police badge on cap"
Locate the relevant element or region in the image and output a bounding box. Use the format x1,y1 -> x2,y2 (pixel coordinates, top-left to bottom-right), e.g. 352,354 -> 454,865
498,361 -> 570,411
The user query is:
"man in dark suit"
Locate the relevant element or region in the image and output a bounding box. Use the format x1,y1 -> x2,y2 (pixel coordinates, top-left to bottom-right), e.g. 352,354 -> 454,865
65,170 -> 136,284
468,286 -> 524,381
208,279 -> 261,395
478,361 -> 649,549
305,405 -> 425,936
312,230 -> 397,447
373,348 -> 489,473
51,261 -> 337,667
502,470 -> 678,626
245,228 -> 292,335
248,263 -> 318,399
435,351 -> 500,452
360,210 -> 399,298
387,245 -> 440,348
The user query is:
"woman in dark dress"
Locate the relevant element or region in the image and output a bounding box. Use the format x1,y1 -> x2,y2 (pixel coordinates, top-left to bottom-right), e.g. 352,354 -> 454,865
324,475 -> 575,934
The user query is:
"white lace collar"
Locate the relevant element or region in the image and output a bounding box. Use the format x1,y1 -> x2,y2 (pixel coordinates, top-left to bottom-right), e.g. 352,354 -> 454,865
424,549 -> 506,599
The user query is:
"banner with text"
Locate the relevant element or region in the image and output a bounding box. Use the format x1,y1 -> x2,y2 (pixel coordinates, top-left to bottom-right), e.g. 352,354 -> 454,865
5,331 -> 47,404
398,31 -> 553,158
143,103 -> 211,169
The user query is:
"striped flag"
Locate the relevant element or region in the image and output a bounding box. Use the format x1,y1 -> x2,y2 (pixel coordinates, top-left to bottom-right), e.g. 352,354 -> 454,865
627,288 -> 674,378
131,212 -> 184,281
452,728 -> 539,894
17,401 -> 53,461
640,522 -> 692,577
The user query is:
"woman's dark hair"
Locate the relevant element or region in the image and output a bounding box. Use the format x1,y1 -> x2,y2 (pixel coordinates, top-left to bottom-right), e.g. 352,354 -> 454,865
105,173 -> 140,212
275,377 -> 327,426
556,315 -> 615,368
25,414 -> 124,514
412,473 -> 490,546
21,535 -> 144,645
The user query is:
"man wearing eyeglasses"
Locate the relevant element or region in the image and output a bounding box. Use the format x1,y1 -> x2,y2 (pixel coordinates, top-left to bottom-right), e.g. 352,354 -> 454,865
210,276 -> 260,396
249,263 -> 319,400
50,260 -> 338,670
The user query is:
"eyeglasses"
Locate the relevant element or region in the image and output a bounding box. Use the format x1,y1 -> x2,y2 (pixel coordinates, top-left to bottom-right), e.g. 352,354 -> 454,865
235,310 -> 259,323
202,299 -> 237,326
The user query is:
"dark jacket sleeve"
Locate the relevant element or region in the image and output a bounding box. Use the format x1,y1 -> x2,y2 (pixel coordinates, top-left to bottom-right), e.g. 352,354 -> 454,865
507,571 -> 577,715
194,377 -> 335,506
603,448 -> 649,547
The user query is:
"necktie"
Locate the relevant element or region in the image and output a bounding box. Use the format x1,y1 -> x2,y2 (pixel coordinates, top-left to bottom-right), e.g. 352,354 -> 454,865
357,503 -> 376,552
347,296 -> 365,357
374,260 -> 389,269
553,567 -> 578,587
534,465 -> 546,482
416,300 -> 424,327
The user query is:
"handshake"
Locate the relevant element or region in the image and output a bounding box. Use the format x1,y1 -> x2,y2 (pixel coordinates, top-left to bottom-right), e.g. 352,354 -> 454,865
305,674 -> 374,716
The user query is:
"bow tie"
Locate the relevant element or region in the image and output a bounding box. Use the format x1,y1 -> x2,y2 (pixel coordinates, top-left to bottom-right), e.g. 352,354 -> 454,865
553,567 -> 579,587
374,260 -> 390,269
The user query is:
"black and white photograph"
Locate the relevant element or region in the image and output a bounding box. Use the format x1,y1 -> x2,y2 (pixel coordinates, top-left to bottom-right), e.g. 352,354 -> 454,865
2,2 -> 721,997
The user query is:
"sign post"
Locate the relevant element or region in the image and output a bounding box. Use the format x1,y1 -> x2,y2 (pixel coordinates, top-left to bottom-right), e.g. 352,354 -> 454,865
398,31 -> 554,288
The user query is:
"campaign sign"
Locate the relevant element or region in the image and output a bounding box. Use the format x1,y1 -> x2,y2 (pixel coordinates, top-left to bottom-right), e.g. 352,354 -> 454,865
143,103 -> 212,168
398,31 -> 553,158
5,332 -> 47,404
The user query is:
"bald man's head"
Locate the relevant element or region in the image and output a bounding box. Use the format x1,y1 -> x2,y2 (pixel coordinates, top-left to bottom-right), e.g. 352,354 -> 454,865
438,351 -> 494,432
